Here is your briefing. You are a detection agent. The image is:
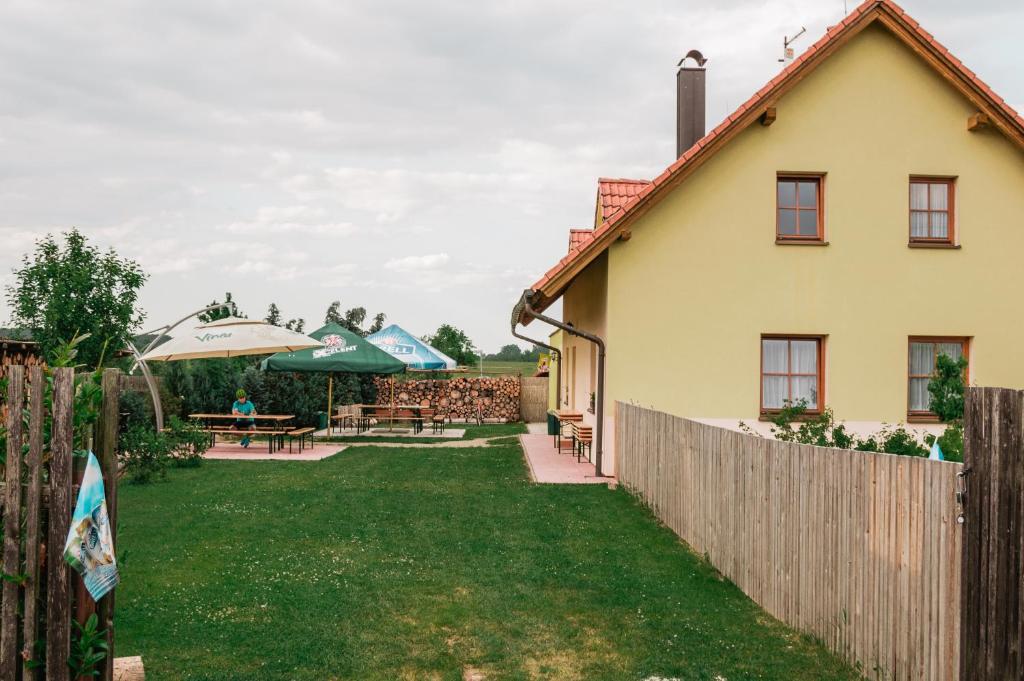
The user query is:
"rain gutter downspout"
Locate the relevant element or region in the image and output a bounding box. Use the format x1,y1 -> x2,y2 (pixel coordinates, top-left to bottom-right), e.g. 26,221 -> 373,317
510,326 -> 561,418
515,290 -> 607,477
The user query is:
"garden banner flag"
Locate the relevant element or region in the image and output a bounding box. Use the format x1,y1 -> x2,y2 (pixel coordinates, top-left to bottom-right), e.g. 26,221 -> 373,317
64,452 -> 120,601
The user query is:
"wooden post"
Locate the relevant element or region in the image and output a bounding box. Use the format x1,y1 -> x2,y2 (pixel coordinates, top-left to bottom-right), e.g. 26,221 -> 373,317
22,367 -> 45,679
961,387 -> 1024,681
0,366 -> 24,678
95,369 -> 121,681
327,374 -> 333,433
47,367 -> 74,681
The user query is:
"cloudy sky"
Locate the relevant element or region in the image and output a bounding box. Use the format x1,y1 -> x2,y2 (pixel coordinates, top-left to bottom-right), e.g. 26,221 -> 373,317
1,0 -> 1020,351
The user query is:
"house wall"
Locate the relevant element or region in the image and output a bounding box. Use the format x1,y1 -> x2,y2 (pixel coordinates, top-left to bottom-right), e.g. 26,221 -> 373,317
603,24 -> 1024,448
547,329 -> 562,411
561,252 -> 608,432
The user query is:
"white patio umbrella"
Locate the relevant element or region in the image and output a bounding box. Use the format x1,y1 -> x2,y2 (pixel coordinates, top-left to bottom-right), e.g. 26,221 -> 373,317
139,317 -> 322,362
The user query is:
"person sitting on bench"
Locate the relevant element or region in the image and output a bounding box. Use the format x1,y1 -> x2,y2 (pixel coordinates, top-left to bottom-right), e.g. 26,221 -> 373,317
232,389 -> 257,448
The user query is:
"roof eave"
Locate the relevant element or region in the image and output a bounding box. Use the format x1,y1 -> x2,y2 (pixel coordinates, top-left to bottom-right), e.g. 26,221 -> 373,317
523,0 -> 1024,313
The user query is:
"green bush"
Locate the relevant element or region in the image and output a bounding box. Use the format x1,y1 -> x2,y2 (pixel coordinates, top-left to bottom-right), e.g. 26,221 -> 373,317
119,425 -> 172,484
165,416 -> 209,467
119,417 -> 210,483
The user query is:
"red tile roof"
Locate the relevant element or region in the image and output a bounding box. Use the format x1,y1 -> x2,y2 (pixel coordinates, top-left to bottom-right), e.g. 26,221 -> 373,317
522,0 -> 1024,319
597,178 -> 652,225
568,228 -> 594,252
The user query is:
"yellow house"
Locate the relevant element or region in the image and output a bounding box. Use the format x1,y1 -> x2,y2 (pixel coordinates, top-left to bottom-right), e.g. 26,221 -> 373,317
513,0 -> 1024,475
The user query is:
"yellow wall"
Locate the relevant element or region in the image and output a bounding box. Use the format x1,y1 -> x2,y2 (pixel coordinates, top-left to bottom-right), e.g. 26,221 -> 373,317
561,252 -> 607,427
547,329 -> 562,411
601,24 -> 1024,438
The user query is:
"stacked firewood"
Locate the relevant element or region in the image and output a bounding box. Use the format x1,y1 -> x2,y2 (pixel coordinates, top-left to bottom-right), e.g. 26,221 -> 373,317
0,343 -> 44,380
373,375 -> 521,422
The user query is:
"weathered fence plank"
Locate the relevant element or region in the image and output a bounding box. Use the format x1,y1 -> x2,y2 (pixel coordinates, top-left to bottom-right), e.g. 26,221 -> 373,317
1,366 -> 24,678
23,367 -> 45,679
615,401 -> 962,681
46,367 -> 74,681
961,387 -> 1024,681
96,368 -> 121,681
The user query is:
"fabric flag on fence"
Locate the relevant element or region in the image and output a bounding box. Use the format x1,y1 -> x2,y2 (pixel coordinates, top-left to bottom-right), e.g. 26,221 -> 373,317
64,452 -> 119,601
929,440 -> 944,461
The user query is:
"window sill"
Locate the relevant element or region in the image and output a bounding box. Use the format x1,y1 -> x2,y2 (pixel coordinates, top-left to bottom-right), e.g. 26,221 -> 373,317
907,414 -> 943,424
759,412 -> 823,422
775,239 -> 829,246
908,242 -> 960,249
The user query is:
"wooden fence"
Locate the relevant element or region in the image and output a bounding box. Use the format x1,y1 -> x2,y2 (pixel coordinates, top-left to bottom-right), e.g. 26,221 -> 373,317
1,366 -> 121,681
519,377 -> 548,423
616,402 -> 963,681
960,387 -> 1024,680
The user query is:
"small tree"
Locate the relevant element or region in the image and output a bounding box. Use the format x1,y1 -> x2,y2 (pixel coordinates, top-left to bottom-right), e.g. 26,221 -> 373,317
6,229 -> 146,368
928,353 -> 967,422
325,301 -> 384,337
198,292 -> 243,322
264,303 -> 282,326
425,324 -> 478,367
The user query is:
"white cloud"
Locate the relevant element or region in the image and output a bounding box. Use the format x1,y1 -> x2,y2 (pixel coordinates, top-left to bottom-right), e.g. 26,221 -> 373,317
384,253 -> 450,272
0,0 -> 1018,349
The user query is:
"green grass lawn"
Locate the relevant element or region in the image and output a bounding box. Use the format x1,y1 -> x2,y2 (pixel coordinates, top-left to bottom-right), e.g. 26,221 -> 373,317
466,360 -> 539,376
116,439 -> 859,680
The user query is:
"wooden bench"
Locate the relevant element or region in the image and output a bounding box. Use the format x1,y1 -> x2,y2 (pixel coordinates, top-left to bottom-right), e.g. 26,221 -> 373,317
420,408 -> 446,434
198,427 -> 288,453
571,422 -> 593,463
287,427 -> 315,452
370,408 -> 424,433
554,412 -> 583,454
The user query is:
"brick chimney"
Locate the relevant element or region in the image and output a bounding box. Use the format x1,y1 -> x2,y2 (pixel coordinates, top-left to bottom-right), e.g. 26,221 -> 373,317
676,50 -> 707,158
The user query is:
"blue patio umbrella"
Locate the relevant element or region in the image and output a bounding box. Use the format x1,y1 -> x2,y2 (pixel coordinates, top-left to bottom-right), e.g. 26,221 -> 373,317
365,324 -> 458,370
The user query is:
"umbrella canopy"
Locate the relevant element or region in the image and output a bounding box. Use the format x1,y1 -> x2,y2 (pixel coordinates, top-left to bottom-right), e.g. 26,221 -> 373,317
259,323 -> 406,374
365,324 -> 458,370
139,317 -> 322,361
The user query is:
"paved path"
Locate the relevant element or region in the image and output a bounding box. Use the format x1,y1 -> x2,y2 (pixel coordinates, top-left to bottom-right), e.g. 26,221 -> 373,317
519,433 -> 615,486
203,441 -> 346,461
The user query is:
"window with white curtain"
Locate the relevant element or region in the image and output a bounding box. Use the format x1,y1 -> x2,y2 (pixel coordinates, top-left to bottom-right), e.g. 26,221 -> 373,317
909,178 -> 955,243
908,337 -> 969,417
761,336 -> 823,413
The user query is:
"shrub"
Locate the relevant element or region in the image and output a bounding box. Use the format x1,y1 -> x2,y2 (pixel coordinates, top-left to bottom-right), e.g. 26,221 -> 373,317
119,425 -> 172,484
928,353 -> 968,423
853,424 -> 928,457
165,416 -> 209,467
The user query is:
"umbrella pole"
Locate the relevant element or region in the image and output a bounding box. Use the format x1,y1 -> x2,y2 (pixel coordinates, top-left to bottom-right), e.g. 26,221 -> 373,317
327,373 -> 334,434
390,375 -> 395,431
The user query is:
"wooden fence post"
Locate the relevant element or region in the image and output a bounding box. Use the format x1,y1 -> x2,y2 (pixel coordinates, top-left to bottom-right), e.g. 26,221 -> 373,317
1,366 -> 24,678
46,367 -> 74,681
95,369 -> 120,681
961,387 -> 1024,681
22,367 -> 45,679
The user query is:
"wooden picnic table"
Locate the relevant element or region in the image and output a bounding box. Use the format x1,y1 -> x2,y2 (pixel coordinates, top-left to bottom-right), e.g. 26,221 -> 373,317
552,410 -> 584,453
331,404 -> 429,434
188,413 -> 296,452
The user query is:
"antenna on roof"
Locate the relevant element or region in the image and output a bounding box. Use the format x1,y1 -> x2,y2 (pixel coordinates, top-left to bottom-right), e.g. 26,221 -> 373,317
778,26 -> 807,62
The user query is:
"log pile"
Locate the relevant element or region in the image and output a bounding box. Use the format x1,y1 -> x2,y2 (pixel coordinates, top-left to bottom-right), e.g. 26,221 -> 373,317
0,341 -> 43,380
373,376 -> 521,422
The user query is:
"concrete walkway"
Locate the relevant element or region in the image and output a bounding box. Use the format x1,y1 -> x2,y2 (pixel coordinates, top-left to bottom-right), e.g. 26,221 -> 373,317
203,441 -> 346,461
518,431 -> 614,485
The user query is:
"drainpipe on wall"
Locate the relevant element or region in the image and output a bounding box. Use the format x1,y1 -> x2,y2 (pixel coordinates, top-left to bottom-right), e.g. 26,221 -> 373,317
512,290 -> 607,477
510,326 -> 561,418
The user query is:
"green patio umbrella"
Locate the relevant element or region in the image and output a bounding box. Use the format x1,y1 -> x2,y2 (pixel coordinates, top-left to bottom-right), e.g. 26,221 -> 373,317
260,323 -> 406,422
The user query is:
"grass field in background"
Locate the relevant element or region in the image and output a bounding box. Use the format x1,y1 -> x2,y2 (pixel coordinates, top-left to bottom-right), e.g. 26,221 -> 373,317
117,438 -> 859,680
466,360 -> 539,376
